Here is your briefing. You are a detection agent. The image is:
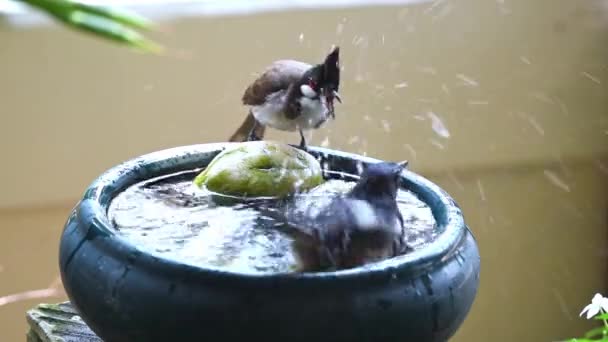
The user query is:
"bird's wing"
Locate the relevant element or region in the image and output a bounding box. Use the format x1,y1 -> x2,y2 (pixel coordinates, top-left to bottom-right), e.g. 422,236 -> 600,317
242,60 -> 312,106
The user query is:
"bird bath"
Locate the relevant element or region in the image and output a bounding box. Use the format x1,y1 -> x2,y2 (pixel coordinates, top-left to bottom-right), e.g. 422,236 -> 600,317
58,143 -> 480,342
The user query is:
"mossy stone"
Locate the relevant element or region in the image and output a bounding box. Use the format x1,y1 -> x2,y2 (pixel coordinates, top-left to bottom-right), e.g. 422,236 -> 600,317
193,141 -> 324,198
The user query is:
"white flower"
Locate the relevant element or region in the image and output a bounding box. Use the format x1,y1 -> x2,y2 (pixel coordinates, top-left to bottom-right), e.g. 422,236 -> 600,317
580,293 -> 608,319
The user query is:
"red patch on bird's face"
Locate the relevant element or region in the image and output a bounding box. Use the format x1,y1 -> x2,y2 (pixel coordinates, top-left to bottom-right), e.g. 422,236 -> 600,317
308,79 -> 318,91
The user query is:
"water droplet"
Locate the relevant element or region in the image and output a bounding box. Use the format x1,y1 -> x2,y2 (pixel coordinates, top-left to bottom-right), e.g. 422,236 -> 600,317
429,139 -> 445,150
476,179 -> 486,201
581,71 -> 601,84
320,137 -> 330,147
417,66 -> 437,75
403,144 -> 417,161
543,170 -> 570,192
336,23 -> 344,35
441,84 -> 450,95
456,73 -> 479,87
527,116 -> 545,136
426,111 -> 450,138
381,120 -> 391,132
467,100 -> 489,105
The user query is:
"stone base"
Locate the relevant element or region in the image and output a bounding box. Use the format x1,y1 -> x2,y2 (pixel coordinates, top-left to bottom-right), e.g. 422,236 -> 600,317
26,302 -> 101,342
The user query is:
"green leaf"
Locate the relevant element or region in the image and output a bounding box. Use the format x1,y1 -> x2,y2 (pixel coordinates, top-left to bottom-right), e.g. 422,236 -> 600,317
585,326 -> 608,339
67,11 -> 163,53
70,1 -> 155,31
14,0 -> 163,53
594,313 -> 608,320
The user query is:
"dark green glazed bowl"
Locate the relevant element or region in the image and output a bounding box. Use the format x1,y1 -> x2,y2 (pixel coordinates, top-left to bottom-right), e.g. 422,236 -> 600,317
58,143 -> 480,342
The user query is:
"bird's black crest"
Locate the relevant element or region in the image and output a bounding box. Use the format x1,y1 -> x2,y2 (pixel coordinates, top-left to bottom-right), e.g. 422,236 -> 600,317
323,46 -> 340,92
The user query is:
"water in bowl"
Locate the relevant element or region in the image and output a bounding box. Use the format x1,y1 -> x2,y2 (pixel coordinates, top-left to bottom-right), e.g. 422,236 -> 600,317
107,170 -> 438,274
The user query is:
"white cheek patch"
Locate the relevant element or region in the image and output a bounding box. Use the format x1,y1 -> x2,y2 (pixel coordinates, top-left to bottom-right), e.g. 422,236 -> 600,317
300,84 -> 317,98
348,199 -> 378,230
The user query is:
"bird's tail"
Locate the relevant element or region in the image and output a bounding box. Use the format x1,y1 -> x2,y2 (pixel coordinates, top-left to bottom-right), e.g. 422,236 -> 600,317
255,204 -> 318,245
228,110 -> 266,142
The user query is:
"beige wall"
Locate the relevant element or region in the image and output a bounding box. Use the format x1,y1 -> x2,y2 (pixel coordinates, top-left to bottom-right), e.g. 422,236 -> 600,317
0,0 -> 606,208
0,0 -> 606,340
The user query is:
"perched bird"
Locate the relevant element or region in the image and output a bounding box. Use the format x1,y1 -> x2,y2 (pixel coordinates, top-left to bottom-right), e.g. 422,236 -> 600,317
228,47 -> 342,149
264,160 -> 411,272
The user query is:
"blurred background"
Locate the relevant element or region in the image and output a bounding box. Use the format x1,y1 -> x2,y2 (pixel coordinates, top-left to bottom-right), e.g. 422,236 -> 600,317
0,0 -> 607,340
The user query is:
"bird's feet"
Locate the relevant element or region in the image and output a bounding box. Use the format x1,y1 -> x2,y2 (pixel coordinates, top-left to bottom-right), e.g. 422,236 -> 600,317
297,129 -> 308,151
246,119 -> 263,142
246,132 -> 262,142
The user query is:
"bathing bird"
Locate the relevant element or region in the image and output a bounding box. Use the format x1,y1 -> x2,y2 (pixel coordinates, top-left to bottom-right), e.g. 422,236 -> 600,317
264,160 -> 411,272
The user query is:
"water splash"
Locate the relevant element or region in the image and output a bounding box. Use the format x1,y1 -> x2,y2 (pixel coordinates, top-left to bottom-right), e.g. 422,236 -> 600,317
381,119 -> 391,132
543,170 -> 571,192
581,71 -> 601,84
446,171 -> 465,191
441,83 -> 450,95
551,288 -> 573,321
348,136 -> 360,144
595,160 -> 608,175
529,92 -> 569,116
527,116 -> 545,136
298,33 -> 304,43
423,0 -> 446,14
352,35 -> 368,47
429,139 -> 445,150
417,66 -> 437,75
467,100 -> 489,105
554,96 -> 570,116
320,136 -> 330,147
356,161 -> 364,175
520,56 -> 532,65
476,179 -> 486,201
529,91 -> 554,104
456,73 -> 479,87
336,22 -> 344,35
403,144 -> 417,161
394,82 -> 408,88
426,111 -> 450,138
431,2 -> 453,21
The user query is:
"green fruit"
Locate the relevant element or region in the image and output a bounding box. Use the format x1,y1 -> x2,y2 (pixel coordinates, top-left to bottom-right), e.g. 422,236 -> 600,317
193,141 -> 324,198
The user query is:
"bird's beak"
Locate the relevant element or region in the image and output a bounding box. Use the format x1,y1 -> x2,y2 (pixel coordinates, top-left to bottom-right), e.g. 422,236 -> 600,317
397,160 -> 409,169
333,91 -> 342,103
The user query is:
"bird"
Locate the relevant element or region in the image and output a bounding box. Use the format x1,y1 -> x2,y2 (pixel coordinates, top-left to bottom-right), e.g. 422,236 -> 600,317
262,160 -> 411,272
228,46 -> 342,150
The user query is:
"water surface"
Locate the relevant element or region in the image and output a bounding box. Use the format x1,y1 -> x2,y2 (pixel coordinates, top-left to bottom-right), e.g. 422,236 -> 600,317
108,170 -> 437,274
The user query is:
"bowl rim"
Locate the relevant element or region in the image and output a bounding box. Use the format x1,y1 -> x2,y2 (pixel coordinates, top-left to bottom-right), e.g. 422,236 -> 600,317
76,142 -> 467,282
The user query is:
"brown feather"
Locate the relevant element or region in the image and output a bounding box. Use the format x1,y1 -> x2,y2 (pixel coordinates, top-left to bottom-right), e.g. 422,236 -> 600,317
241,60 -> 312,106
